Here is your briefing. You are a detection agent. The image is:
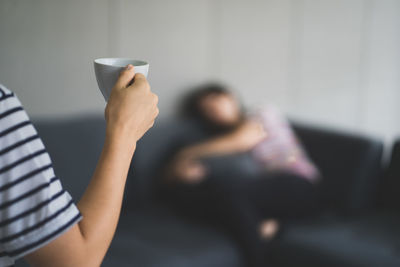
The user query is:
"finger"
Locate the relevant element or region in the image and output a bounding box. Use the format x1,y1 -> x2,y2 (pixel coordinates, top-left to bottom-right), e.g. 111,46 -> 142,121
131,73 -> 150,91
152,93 -> 159,105
115,64 -> 135,88
154,107 -> 159,118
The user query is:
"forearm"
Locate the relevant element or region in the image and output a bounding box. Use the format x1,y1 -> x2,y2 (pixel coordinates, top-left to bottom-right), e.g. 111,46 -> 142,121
184,120 -> 267,159
25,64 -> 158,267
76,132 -> 135,265
25,133 -> 137,267
183,134 -> 246,159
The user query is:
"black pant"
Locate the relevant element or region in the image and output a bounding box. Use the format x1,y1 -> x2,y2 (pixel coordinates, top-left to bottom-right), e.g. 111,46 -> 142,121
163,172 -> 319,267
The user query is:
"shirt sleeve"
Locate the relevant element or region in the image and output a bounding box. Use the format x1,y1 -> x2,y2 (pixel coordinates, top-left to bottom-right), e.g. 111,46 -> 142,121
251,106 -> 320,181
0,85 -> 82,265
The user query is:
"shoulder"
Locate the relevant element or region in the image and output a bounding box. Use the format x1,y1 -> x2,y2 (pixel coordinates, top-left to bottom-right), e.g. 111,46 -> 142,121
0,85 -> 29,134
0,84 -> 23,110
0,84 -> 14,97
0,84 -> 18,107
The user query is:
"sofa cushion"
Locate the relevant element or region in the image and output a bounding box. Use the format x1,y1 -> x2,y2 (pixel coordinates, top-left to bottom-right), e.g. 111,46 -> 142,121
272,212 -> 400,267
15,205 -> 243,267
103,206 -> 243,267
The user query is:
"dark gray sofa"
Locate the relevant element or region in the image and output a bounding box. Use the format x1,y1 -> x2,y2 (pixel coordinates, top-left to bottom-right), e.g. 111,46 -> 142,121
270,139 -> 400,267
16,116 -> 399,267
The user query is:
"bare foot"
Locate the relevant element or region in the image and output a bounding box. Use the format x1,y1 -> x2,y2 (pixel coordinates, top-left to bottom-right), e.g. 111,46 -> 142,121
259,219 -> 279,241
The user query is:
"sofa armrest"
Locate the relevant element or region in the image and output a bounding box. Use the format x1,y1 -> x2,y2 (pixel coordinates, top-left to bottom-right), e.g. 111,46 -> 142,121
379,140 -> 400,211
292,123 -> 384,214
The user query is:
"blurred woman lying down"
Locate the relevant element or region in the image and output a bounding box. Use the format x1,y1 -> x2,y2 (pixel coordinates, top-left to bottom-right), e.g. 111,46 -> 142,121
159,83 -> 321,267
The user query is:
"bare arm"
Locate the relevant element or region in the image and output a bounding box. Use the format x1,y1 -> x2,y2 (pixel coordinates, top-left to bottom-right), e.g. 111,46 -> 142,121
180,120 -> 266,159
164,120 -> 266,184
25,65 -> 159,267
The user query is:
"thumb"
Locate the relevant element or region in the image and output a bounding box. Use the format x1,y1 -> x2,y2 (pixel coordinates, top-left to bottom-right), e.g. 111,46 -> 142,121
115,64 -> 135,88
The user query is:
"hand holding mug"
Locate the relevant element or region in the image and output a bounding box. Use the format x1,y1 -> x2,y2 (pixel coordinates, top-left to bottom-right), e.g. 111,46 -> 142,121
105,64 -> 159,144
94,58 -> 149,101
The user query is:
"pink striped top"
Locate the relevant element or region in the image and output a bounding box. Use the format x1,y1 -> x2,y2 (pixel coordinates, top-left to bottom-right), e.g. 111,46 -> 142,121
251,106 -> 320,182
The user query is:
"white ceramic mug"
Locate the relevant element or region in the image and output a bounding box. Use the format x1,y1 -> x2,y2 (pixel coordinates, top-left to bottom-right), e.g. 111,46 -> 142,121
94,58 -> 149,101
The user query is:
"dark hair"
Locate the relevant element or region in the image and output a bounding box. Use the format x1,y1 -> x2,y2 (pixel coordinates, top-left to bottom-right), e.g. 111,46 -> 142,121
180,82 -> 230,120
179,83 -> 244,133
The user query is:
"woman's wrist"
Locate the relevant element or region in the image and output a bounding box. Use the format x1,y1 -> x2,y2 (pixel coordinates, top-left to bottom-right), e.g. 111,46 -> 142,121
104,126 -> 137,157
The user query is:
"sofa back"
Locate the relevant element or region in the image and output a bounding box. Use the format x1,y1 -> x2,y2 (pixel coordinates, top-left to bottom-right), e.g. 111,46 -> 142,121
292,124 -> 383,213
33,116 -> 105,201
32,116 -> 384,214
131,119 -> 384,214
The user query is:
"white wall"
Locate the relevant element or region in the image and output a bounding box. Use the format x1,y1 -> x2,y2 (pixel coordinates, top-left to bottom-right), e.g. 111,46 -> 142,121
0,0 -> 399,143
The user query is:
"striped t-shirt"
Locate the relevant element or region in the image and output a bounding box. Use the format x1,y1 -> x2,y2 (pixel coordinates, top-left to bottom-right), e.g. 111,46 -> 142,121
0,85 -> 82,266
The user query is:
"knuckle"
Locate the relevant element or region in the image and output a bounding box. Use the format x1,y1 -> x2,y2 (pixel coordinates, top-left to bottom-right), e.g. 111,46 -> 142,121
152,93 -> 159,103
144,82 -> 151,91
138,80 -> 150,91
134,74 -> 149,88
119,68 -> 129,77
135,73 -> 146,81
134,79 -> 145,87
